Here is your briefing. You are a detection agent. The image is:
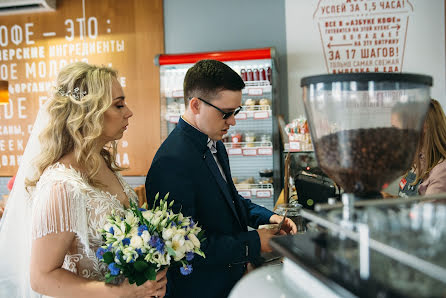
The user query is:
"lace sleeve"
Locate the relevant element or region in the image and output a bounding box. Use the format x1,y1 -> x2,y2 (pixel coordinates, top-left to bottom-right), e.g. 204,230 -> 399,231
31,179 -> 90,252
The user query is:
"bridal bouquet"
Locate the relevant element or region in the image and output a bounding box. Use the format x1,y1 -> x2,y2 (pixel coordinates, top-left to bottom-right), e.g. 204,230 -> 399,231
96,193 -> 206,285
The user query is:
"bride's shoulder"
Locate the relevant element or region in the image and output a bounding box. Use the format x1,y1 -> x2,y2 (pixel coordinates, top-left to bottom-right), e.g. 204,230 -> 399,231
38,162 -> 86,188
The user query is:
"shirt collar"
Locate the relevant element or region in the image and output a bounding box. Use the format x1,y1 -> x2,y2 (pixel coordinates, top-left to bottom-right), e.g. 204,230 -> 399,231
179,116 -> 217,153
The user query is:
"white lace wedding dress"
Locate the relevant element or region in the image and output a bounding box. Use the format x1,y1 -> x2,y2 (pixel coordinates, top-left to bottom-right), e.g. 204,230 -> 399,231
31,162 -> 138,281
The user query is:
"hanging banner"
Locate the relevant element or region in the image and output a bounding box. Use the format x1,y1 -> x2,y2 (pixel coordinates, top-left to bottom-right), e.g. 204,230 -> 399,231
314,0 -> 414,74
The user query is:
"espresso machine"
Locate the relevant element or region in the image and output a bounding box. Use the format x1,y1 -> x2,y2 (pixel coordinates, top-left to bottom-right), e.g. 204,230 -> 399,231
229,73 -> 446,297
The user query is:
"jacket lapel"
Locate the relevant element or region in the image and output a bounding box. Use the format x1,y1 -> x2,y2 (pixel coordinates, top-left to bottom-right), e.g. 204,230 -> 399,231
216,141 -> 249,229
203,149 -> 242,227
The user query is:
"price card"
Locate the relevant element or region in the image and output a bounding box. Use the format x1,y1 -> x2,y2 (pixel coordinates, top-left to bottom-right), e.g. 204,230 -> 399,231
289,141 -> 301,151
227,148 -> 242,155
238,191 -> 251,198
256,190 -> 272,198
257,148 -> 273,155
248,88 -> 263,96
254,111 -> 269,119
242,148 -> 257,156
168,115 -> 180,124
172,90 -> 184,98
235,112 -> 247,120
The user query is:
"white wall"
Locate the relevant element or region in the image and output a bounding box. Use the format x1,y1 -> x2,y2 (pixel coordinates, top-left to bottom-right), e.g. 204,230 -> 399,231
285,0 -> 446,120
163,0 -> 289,119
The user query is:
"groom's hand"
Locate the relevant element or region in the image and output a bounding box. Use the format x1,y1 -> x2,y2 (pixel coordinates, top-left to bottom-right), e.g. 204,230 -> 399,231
269,214 -> 297,235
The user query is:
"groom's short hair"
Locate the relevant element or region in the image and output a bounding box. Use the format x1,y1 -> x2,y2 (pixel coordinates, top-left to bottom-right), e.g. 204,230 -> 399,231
183,59 -> 245,107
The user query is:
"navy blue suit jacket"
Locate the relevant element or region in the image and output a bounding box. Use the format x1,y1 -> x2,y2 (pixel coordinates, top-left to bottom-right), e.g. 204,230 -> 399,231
145,118 -> 274,298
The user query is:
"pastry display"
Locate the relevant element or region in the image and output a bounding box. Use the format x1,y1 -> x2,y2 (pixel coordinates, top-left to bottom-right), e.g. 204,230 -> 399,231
244,98 -> 257,110
259,98 -> 270,110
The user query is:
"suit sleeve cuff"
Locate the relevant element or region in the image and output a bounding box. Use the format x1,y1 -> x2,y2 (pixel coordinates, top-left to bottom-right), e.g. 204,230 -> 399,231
242,230 -> 261,263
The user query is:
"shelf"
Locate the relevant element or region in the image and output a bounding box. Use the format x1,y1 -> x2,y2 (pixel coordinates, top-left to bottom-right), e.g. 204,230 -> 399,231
224,142 -> 273,156
284,141 -> 314,152
242,82 -> 272,96
236,105 -> 271,120
165,114 -> 180,124
235,183 -> 274,199
164,105 -> 271,124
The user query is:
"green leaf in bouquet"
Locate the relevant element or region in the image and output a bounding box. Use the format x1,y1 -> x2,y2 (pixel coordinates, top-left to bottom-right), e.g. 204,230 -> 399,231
125,222 -> 132,234
105,273 -> 116,284
166,245 -> 177,257
197,230 -> 205,240
144,266 -> 157,281
194,248 -> 206,258
103,251 -> 114,264
169,200 -> 175,207
128,276 -> 136,285
135,273 -> 149,286
133,260 -> 149,272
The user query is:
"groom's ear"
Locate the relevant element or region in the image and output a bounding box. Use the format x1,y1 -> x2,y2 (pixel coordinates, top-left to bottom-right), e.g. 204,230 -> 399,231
189,97 -> 201,115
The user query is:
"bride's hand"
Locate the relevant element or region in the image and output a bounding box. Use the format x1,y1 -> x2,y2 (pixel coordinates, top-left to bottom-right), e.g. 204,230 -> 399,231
116,269 -> 167,298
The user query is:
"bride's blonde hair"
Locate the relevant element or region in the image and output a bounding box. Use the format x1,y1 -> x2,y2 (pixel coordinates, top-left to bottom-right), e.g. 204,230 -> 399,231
26,62 -> 124,188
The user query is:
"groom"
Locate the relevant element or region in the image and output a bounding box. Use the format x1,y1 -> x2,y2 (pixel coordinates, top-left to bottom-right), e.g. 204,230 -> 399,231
145,59 -> 296,298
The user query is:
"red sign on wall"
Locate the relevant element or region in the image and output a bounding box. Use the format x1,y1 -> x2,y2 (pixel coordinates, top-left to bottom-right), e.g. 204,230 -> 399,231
314,0 -> 414,74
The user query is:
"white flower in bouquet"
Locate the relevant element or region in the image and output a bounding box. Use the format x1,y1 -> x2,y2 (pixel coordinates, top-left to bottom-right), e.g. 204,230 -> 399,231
188,233 -> 201,248
162,227 -> 175,240
130,236 -> 143,249
141,230 -> 151,244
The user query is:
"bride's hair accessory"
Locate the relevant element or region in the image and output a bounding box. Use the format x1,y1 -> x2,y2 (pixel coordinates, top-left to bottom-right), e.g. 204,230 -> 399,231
57,86 -> 87,100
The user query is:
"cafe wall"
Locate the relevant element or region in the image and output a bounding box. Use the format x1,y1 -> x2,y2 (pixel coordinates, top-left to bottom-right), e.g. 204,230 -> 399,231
0,0 -> 164,178
286,0 -> 446,120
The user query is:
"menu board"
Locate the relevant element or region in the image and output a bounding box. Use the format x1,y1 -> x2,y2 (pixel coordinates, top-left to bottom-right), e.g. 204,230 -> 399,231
314,0 -> 414,74
0,0 -> 163,176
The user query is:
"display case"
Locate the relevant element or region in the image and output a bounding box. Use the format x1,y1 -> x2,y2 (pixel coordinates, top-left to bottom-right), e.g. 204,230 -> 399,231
155,48 -> 280,210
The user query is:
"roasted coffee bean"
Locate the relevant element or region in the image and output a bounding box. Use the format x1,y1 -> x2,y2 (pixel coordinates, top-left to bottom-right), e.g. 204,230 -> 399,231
315,127 -> 419,198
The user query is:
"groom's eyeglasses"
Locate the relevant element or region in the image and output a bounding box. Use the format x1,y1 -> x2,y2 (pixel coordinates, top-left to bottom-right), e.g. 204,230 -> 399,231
189,97 -> 243,120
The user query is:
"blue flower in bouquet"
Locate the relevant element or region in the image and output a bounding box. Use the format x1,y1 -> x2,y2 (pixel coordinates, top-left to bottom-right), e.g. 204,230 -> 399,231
180,264 -> 193,275
122,238 -> 130,246
96,247 -> 108,260
189,219 -> 195,228
136,248 -> 143,256
186,252 -> 194,261
149,235 -> 165,253
108,263 -> 120,276
108,226 -> 114,234
138,224 -> 148,236
114,250 -> 122,265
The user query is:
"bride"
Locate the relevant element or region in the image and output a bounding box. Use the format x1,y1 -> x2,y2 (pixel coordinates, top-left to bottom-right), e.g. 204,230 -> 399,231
0,62 -> 167,297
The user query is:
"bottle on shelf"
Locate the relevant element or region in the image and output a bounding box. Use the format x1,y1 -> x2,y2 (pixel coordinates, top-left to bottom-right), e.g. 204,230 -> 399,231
245,132 -> 256,147
247,65 -> 253,81
253,66 -> 259,81
266,66 -> 272,84
259,65 -> 266,81
231,131 -> 243,148
240,67 -> 247,81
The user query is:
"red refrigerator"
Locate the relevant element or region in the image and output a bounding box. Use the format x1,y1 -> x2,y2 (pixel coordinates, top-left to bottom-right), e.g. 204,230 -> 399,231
155,48 -> 280,210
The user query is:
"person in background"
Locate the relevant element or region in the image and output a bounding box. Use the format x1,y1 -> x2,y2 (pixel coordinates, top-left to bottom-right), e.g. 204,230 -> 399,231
145,59 -> 297,298
384,99 -> 446,198
0,62 -> 167,297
